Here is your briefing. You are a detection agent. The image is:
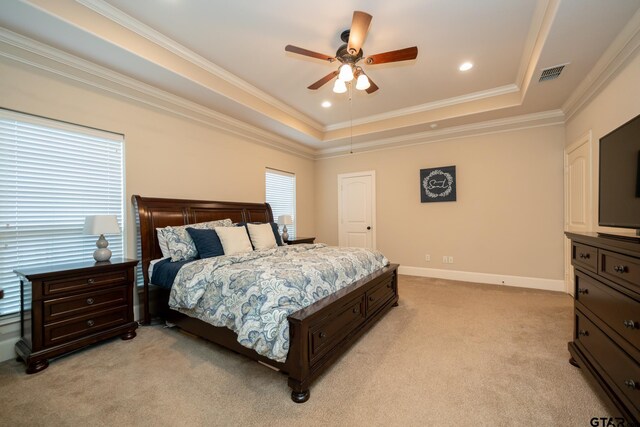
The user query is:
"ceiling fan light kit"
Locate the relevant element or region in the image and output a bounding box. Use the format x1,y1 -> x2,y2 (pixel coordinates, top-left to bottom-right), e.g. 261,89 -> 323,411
285,10 -> 418,95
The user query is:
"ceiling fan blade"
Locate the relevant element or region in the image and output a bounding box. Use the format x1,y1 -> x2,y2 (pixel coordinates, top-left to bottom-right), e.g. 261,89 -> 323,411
365,46 -> 418,65
285,45 -> 334,62
347,11 -> 372,55
308,70 -> 339,90
365,77 -> 379,94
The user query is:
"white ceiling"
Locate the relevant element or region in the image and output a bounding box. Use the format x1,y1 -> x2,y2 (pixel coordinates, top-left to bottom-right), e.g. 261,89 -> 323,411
1,0 -> 639,156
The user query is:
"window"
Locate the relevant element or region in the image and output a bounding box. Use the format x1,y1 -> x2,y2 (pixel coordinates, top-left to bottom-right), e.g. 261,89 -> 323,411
265,168 -> 296,239
0,110 -> 124,317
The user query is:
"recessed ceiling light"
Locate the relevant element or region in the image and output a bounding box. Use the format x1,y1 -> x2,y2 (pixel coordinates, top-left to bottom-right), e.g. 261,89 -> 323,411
459,62 -> 473,71
321,101 -> 332,108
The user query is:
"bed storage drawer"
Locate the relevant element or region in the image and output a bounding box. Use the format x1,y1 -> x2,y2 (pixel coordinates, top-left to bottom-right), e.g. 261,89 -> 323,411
309,294 -> 366,366
572,242 -> 598,273
366,274 -> 395,316
575,311 -> 640,412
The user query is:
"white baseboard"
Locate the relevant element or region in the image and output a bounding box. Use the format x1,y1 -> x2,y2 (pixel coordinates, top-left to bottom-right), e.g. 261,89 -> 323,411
0,303 -> 142,364
399,266 -> 566,293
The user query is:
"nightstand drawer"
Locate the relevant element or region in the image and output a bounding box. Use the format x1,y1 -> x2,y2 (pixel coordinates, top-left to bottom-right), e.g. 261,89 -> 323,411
43,286 -> 128,322
43,306 -> 128,347
43,271 -> 128,296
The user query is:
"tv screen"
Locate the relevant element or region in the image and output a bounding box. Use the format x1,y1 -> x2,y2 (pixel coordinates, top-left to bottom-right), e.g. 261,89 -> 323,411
598,113 -> 640,230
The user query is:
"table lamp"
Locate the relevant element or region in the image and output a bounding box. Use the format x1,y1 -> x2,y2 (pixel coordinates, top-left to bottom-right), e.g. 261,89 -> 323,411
83,215 -> 120,261
278,214 -> 293,241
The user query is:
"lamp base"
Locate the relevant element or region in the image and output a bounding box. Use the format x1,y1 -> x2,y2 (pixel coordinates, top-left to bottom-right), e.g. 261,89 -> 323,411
93,234 -> 112,262
282,225 -> 289,242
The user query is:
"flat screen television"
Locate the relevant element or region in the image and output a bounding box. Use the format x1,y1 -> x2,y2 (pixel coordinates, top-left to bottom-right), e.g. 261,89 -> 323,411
598,113 -> 640,236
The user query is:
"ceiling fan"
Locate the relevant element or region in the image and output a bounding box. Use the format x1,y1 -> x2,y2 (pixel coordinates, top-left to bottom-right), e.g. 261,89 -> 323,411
285,11 -> 418,94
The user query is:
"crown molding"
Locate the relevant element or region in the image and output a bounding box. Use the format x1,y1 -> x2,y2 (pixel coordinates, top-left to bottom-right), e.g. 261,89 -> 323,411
324,84 -> 520,132
316,109 -> 565,159
76,0 -> 324,133
562,7 -> 640,121
0,28 -> 316,159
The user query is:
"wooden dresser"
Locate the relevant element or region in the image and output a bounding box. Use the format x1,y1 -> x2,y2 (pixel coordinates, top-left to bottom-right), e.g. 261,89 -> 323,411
284,237 -> 316,245
566,232 -> 639,424
14,258 -> 139,373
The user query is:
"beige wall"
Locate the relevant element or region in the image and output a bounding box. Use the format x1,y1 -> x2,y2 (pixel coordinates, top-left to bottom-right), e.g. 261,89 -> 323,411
315,125 -> 566,280
565,48 -> 640,233
0,59 -> 316,261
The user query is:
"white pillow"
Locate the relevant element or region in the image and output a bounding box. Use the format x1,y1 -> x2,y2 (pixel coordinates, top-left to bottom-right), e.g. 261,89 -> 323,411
247,223 -> 277,250
156,228 -> 170,258
215,226 -> 253,255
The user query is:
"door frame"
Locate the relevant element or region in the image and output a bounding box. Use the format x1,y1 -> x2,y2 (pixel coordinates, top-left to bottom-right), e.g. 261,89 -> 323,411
563,130 -> 593,294
337,170 -> 377,249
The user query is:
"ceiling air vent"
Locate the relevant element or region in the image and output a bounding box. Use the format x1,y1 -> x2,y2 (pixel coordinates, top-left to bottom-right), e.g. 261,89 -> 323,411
539,64 -> 568,82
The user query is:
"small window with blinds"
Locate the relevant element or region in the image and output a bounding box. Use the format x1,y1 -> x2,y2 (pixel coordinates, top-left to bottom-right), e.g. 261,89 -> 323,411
0,110 -> 124,317
265,168 -> 296,239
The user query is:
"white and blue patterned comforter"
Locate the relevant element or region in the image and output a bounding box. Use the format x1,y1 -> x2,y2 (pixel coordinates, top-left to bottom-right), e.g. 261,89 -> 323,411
168,244 -> 389,362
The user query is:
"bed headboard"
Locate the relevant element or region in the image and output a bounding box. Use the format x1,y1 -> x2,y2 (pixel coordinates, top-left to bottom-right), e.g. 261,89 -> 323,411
132,195 -> 274,323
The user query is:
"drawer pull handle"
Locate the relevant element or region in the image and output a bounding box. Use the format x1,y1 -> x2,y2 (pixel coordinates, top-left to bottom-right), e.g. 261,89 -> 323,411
352,307 -> 359,314
386,283 -> 391,289
577,288 -> 589,295
624,379 -> 638,390
579,253 -> 590,259
86,320 -> 95,327
613,265 -> 628,274
87,279 -> 95,285
624,320 -> 637,329
319,332 -> 326,339
369,296 -> 374,302
86,298 -> 94,305
578,330 -> 589,337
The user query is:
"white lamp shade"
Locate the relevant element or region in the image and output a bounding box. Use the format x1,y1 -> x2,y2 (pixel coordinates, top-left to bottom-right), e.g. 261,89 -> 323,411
278,215 -> 293,226
338,63 -> 354,82
83,215 -> 121,235
332,79 -> 347,94
355,73 -> 371,91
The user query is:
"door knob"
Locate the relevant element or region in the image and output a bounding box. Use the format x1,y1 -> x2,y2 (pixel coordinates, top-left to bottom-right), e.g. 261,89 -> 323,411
366,226 -> 371,230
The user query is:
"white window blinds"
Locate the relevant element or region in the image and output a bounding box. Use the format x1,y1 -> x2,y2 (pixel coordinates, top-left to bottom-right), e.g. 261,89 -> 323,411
0,110 -> 124,317
265,168 -> 296,239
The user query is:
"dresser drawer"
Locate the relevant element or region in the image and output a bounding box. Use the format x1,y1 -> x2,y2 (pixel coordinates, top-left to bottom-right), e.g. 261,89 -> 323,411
572,242 -> 598,273
43,271 -> 128,296
43,306 -> 128,347
576,272 -> 640,352
43,286 -> 128,323
576,311 -> 640,410
600,250 -> 640,291
366,275 -> 395,316
309,294 -> 365,366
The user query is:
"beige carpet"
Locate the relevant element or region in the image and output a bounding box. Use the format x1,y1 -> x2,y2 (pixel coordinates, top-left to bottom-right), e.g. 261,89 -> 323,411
0,275 -> 610,426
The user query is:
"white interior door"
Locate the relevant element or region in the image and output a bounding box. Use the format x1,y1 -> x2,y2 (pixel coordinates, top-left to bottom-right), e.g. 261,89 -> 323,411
338,171 -> 376,249
564,132 -> 592,294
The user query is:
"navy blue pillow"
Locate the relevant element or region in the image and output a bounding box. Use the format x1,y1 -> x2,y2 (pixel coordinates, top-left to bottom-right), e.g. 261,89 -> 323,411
236,222 -> 283,246
186,227 -> 224,258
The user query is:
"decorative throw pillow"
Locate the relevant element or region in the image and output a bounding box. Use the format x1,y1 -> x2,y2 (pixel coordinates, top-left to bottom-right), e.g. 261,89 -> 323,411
215,226 -> 253,255
247,223 -> 278,250
186,228 -> 224,259
156,228 -> 170,258
270,222 -> 283,246
163,219 -> 233,261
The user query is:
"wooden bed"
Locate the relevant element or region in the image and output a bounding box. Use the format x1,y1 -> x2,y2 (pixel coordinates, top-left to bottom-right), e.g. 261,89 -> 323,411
132,195 -> 399,403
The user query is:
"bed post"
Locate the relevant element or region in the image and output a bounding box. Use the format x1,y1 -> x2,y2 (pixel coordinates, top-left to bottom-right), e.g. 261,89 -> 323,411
287,318 -> 310,403
132,195 -> 151,325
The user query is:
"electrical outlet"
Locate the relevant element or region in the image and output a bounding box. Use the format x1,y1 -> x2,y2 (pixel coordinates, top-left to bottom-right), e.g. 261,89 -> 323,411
442,256 -> 448,263
425,254 -> 431,262
448,256 -> 454,264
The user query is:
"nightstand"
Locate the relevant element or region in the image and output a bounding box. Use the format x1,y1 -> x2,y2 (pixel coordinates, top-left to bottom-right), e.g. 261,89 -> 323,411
14,258 -> 138,374
284,237 -> 316,245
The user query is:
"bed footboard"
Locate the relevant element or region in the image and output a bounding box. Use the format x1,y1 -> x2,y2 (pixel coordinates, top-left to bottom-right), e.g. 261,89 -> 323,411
286,263 -> 399,403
